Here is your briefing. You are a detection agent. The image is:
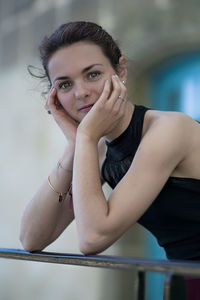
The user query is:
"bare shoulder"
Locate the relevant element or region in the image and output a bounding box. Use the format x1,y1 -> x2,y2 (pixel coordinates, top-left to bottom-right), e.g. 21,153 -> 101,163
142,108 -> 200,178
147,108 -> 194,125
145,109 -> 199,143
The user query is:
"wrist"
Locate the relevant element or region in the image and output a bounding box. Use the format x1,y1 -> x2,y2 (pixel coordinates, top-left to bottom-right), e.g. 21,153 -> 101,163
60,144 -> 75,171
76,128 -> 99,144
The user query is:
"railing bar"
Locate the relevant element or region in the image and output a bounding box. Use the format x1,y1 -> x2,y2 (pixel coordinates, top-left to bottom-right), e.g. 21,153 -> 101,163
1,248 -> 200,277
163,272 -> 174,300
138,271 -> 145,300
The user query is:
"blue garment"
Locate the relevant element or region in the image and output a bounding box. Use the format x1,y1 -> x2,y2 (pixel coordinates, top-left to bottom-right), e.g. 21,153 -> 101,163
101,105 -> 200,260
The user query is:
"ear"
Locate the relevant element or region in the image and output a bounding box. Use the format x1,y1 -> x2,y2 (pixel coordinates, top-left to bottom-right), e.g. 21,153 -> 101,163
117,56 -> 127,83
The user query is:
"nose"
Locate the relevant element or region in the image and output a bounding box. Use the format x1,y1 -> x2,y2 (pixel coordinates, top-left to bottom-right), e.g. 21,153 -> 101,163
74,81 -> 90,100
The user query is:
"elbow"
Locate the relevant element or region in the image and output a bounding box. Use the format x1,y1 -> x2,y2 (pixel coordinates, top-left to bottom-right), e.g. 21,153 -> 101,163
79,243 -> 100,256
20,239 -> 32,253
78,233 -> 108,256
20,241 -> 43,253
19,233 -> 43,253
19,237 -> 35,252
79,243 -> 98,256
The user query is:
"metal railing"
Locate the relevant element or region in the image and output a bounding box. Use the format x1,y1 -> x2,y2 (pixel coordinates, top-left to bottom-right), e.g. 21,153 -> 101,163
1,248 -> 200,300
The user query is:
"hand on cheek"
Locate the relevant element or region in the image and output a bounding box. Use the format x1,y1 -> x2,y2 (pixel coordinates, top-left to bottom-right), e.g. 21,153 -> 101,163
77,75 -> 127,142
96,74 -> 126,107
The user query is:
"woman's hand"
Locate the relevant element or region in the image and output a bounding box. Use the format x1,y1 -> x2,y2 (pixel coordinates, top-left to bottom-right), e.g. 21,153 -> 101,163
45,87 -> 78,145
77,75 -> 127,142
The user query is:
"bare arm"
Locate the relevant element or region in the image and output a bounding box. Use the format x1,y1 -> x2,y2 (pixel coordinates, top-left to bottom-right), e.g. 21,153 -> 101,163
20,146 -> 75,252
20,136 -> 106,252
73,105 -> 189,254
20,87 -> 77,251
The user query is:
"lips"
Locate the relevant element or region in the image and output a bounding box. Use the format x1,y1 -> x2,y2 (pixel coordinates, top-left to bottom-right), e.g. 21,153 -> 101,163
78,104 -> 94,112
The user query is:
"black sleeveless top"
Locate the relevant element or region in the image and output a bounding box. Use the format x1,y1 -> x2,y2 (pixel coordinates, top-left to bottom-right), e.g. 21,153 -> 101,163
101,105 -> 200,260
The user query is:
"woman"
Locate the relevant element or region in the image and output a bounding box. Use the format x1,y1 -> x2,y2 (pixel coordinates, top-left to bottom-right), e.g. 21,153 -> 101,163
20,21 -> 200,263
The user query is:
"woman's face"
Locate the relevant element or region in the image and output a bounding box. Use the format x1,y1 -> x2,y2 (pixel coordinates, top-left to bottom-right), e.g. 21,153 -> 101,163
48,41 -> 118,122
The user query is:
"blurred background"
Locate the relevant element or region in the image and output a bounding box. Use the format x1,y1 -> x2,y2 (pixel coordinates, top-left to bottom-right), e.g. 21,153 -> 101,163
0,0 -> 200,299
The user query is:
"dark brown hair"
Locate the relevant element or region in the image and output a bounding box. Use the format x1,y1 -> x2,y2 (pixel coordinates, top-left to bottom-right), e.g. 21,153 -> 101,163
36,21 -> 122,84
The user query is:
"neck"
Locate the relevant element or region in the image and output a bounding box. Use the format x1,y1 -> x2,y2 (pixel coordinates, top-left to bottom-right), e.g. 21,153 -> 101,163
105,101 -> 134,142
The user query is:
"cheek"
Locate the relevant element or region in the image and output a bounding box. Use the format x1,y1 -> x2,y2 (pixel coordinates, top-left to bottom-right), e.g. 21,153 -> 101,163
57,93 -> 72,111
93,79 -> 108,96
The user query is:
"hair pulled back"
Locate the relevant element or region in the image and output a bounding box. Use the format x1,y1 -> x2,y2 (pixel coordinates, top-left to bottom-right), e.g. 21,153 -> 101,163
39,21 -> 122,82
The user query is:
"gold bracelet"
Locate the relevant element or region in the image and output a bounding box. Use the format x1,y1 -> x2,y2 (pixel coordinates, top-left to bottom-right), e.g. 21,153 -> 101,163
57,161 -> 73,173
48,176 -> 68,202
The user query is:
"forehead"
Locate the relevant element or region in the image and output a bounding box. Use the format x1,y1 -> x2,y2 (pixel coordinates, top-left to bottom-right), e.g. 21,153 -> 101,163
48,42 -> 111,80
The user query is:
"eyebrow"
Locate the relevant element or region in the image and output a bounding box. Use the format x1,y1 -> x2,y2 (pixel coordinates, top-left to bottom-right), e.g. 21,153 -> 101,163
53,63 -> 104,84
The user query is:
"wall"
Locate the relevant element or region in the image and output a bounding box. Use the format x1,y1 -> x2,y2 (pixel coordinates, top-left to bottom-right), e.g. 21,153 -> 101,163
1,0 -> 200,299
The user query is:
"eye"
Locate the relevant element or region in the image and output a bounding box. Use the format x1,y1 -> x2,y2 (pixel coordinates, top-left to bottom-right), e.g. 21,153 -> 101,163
88,71 -> 101,79
58,81 -> 72,90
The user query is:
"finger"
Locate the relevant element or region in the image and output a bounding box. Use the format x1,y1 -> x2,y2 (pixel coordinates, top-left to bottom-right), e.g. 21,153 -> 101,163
119,78 -> 127,101
44,99 -> 51,113
106,75 -> 124,111
48,87 -> 57,105
97,79 -> 111,104
115,75 -> 127,101
44,87 -> 57,115
109,75 -> 122,103
117,79 -> 127,112
47,87 -> 58,113
109,75 -> 128,114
